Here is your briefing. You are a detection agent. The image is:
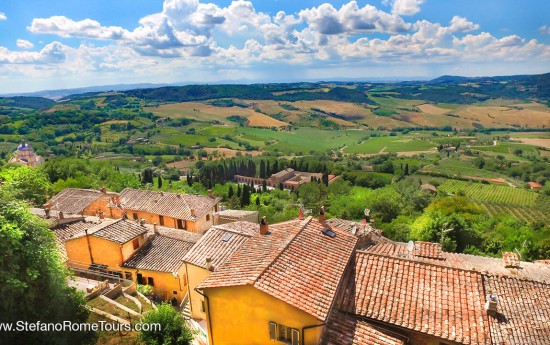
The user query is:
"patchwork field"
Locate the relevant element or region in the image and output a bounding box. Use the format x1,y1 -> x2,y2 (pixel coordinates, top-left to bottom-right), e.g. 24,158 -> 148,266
343,136 -> 436,154
438,180 -> 539,206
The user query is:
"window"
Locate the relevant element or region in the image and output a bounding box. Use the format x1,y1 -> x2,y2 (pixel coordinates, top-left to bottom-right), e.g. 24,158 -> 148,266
147,277 -> 155,286
132,238 -> 140,250
200,300 -> 206,313
125,271 -> 133,280
132,213 -> 138,220
159,215 -> 165,226
173,291 -> 177,295
269,322 -> 299,345
206,214 -> 210,221
136,273 -> 143,285
177,219 -> 184,229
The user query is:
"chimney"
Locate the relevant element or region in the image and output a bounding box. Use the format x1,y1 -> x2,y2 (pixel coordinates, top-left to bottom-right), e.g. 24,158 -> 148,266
98,211 -> 105,220
44,208 -> 51,219
115,196 -> 120,205
59,211 -> 64,220
361,218 -> 367,229
206,258 -> 214,272
100,187 -> 107,194
208,189 -> 213,198
153,222 -> 159,234
140,219 -> 147,226
298,208 -> 304,220
191,209 -> 196,218
319,206 -> 326,224
485,294 -> 498,316
370,219 -> 375,228
260,216 -> 269,235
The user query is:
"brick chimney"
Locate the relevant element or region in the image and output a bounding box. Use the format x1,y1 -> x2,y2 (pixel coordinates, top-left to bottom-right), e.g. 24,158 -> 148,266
44,208 -> 51,219
100,187 -> 107,194
153,222 -> 159,234
206,257 -> 214,272
260,216 -> 269,235
98,210 -> 105,220
191,209 -> 196,218
298,208 -> 304,220
485,294 -> 498,316
59,211 -> 64,220
319,206 -> 326,224
208,189 -> 213,198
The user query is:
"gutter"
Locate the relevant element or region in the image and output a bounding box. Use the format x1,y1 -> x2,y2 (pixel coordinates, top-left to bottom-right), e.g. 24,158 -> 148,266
195,288 -> 213,345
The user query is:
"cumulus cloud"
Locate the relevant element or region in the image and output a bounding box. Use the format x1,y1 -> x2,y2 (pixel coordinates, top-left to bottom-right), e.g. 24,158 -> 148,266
0,41 -> 67,64
299,1 -> 410,35
28,16 -> 127,39
16,39 -> 34,49
449,16 -> 480,33
386,0 -> 425,16
0,12 -> 6,21
539,25 -> 550,35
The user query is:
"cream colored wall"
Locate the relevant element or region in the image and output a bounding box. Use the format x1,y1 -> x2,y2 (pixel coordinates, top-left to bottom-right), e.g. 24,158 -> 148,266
120,234 -> 147,261
186,263 -> 211,319
204,285 -> 324,345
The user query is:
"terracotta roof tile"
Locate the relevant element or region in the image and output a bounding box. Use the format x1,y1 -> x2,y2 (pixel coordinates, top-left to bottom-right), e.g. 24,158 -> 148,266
364,240 -> 550,284
336,252 -> 491,345
123,235 -> 195,272
322,310 -> 405,345
45,188 -> 114,214
484,275 -> 550,345
90,219 -> 148,244
119,188 -> 220,220
502,252 -> 520,268
414,241 -> 444,260
198,217 -> 357,321
183,222 -> 259,270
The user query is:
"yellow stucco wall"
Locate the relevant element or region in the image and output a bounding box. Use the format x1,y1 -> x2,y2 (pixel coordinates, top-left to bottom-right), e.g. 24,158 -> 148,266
127,265 -> 188,303
204,285 -> 324,345
64,234 -> 147,269
186,263 -> 211,319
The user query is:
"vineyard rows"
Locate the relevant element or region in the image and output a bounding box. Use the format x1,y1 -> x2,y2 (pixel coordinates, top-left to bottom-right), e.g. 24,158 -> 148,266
477,202 -> 550,224
438,180 -> 538,207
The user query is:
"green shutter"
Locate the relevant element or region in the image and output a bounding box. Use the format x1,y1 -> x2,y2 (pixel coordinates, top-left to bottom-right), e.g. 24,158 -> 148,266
291,328 -> 300,345
269,322 -> 277,341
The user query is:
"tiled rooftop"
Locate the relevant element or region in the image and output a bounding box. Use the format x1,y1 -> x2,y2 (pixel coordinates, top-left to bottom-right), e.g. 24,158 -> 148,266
90,219 -> 148,244
322,310 -> 405,345
183,223 -> 258,270
44,188 -> 113,214
364,240 -> 550,284
198,217 -> 357,321
123,235 -> 195,272
414,241 -> 444,260
215,209 -> 258,219
335,252 -> 491,345
484,275 -> 550,345
119,188 -> 221,220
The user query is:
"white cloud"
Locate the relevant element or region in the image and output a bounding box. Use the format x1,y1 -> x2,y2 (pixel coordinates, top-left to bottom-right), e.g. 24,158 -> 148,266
387,0 -> 425,16
0,12 -> 6,21
299,1 -> 410,35
449,16 -> 480,33
0,41 -> 67,64
539,25 -> 550,35
28,16 -> 127,39
16,39 -> 34,50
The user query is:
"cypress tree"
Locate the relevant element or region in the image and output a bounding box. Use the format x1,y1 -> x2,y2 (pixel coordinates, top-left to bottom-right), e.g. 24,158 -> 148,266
228,185 -> 234,198
157,175 -> 163,189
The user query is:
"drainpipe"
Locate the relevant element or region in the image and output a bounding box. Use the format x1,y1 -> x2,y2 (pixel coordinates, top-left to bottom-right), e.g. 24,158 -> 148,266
195,288 -> 213,345
84,229 -> 94,264
302,323 -> 325,345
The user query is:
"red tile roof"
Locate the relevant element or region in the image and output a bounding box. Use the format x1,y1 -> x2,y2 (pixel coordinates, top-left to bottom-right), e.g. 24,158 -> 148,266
183,222 -> 259,270
119,188 -> 221,220
335,252 -> 491,345
414,241 -> 444,260
90,219 -> 148,244
483,275 -> 550,345
45,188 -> 114,214
123,235 -> 196,272
364,241 -> 550,284
322,310 -> 405,345
198,217 -> 358,321
527,181 -> 543,189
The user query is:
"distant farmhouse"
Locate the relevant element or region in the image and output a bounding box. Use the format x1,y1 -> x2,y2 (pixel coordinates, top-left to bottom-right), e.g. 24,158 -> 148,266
235,168 -> 338,190
8,140 -> 44,168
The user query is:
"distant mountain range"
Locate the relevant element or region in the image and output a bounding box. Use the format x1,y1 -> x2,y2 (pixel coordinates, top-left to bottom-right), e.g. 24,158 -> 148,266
1,72 -> 548,103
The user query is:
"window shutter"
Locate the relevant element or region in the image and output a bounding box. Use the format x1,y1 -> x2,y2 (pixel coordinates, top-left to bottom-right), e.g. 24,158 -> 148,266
291,328 -> 300,345
269,322 -> 277,341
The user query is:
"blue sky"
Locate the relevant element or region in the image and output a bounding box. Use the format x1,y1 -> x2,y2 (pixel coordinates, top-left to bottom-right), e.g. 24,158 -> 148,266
0,0 -> 549,93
